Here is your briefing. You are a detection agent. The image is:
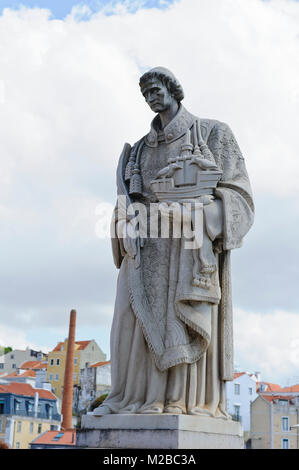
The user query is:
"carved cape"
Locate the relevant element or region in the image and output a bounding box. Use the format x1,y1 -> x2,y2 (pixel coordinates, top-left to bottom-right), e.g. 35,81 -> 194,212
111,105 -> 254,381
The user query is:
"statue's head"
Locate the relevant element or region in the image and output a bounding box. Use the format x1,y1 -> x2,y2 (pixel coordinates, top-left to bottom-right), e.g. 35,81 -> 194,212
139,67 -> 184,114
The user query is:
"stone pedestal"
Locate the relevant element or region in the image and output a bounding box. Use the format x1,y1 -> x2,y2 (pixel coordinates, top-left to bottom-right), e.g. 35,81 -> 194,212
77,413 -> 243,449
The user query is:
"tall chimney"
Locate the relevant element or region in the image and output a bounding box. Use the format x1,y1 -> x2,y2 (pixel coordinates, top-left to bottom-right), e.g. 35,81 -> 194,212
61,309 -> 76,431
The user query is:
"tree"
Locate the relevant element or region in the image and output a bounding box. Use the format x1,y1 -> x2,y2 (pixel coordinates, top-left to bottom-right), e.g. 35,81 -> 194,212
89,394 -> 108,412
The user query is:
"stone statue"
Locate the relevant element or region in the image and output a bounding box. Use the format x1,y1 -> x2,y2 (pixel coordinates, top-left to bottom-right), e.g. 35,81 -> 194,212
94,67 -> 254,418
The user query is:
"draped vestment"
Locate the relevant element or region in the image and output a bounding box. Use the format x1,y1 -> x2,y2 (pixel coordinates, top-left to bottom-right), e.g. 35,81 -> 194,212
98,105 -> 254,416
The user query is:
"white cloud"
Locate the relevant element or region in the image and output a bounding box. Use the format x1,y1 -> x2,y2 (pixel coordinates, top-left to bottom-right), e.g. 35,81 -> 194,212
0,0 -> 298,372
0,323 -> 49,353
234,308 -> 299,385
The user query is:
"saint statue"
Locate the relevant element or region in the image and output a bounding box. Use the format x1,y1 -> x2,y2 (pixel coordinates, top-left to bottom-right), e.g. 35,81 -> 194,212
94,67 -> 254,418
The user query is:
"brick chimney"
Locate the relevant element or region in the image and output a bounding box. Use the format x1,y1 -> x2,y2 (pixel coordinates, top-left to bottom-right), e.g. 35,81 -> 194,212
61,309 -> 76,431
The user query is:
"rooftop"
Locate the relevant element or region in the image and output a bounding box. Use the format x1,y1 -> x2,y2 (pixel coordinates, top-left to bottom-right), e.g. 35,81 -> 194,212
20,361 -> 46,370
282,384 -> 299,393
256,381 -> 283,392
90,361 -> 110,369
0,382 -> 56,400
5,370 -> 36,378
233,372 -> 246,380
261,394 -> 296,404
52,340 -> 91,352
31,430 -> 76,446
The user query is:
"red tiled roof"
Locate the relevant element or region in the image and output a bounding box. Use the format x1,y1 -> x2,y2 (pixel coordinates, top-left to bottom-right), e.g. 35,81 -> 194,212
52,340 -> 91,352
20,361 -> 46,370
256,382 -> 283,392
282,384 -> 299,393
31,430 -> 76,446
0,383 -> 56,400
261,394 -> 295,403
234,372 -> 246,380
265,383 -> 283,392
5,370 -> 36,378
90,361 -> 110,369
75,341 -> 91,350
3,372 -> 18,378
19,370 -> 36,378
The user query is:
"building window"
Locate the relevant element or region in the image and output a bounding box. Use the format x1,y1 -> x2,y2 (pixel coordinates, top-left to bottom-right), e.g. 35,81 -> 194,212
38,423 -> 42,434
12,364 -> 16,369
50,359 -> 54,366
249,387 -> 253,395
17,421 -> 22,432
10,354 -> 14,359
282,417 -> 289,432
73,373 -> 77,380
49,373 -> 53,381
15,401 -> 21,412
15,442 -> 20,449
234,405 -> 240,419
46,405 -> 53,420
279,399 -> 288,405
26,401 -> 34,414
30,422 -> 34,434
234,383 -> 240,395
0,364 -> 4,369
55,374 -> 59,380
74,358 -> 78,365
282,438 -> 289,449
56,358 -> 60,366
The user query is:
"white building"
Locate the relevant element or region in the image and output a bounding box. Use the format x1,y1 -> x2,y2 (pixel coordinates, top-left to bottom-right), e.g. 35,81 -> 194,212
226,371 -> 259,435
0,348 -> 47,376
75,361 -> 111,412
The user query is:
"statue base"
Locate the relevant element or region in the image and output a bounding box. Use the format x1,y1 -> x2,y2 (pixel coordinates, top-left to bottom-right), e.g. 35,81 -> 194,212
77,413 -> 243,449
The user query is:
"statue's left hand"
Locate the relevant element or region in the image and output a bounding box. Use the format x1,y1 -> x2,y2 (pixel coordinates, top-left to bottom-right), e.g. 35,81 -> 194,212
117,219 -> 138,258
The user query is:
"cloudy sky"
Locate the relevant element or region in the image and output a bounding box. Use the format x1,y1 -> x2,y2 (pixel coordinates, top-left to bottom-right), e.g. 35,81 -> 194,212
0,0 -> 298,386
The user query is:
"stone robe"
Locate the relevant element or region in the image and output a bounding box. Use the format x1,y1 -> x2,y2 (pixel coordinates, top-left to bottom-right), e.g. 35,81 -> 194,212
96,105 -> 254,417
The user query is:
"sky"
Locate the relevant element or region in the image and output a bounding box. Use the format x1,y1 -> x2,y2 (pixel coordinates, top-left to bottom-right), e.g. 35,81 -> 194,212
0,0 -> 299,386
0,0 -> 176,18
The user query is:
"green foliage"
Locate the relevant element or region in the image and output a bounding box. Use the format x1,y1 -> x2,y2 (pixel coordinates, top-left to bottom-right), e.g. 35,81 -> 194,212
75,417 -> 82,430
90,393 -> 108,411
0,346 -> 12,356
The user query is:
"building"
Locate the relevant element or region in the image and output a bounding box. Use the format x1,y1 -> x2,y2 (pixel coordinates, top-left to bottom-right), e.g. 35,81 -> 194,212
0,348 -> 47,376
47,339 -> 106,399
251,394 -> 299,449
250,382 -> 299,449
0,360 -> 51,391
0,382 -> 61,449
30,429 -> 76,449
226,371 -> 259,437
2,370 -> 36,387
75,361 -> 111,412
19,360 -> 49,389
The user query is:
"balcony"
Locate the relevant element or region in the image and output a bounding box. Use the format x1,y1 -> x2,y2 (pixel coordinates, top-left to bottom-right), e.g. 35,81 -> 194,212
0,409 -> 60,421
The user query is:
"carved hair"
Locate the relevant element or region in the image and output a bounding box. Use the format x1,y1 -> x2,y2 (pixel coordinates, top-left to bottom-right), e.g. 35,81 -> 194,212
139,66 -> 184,103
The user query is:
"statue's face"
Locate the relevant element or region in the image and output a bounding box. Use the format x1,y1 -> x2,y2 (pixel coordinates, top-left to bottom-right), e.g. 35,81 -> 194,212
141,78 -> 174,113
